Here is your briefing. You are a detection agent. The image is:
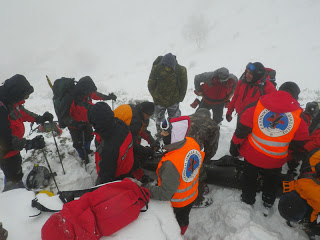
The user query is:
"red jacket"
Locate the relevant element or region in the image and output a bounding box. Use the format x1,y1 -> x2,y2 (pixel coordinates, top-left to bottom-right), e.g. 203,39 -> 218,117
69,92 -> 105,123
0,100 -> 38,158
304,129 -> 320,152
201,78 -> 237,105
228,77 -> 276,116
232,91 -> 309,168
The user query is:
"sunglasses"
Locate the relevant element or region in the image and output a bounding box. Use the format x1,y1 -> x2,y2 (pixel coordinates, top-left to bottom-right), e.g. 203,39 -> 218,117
246,62 -> 256,72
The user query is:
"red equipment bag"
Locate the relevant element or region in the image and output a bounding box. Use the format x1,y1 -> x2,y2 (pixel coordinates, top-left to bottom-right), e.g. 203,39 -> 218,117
41,179 -> 150,240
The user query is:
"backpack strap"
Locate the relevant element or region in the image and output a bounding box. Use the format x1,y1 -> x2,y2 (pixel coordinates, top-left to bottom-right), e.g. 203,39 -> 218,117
30,198 -> 60,217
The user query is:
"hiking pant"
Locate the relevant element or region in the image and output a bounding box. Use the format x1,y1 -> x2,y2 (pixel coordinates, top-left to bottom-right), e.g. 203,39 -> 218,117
198,100 -> 224,124
241,159 -> 281,206
0,154 -> 23,182
69,125 -> 94,158
173,201 -> 194,228
154,103 -> 181,126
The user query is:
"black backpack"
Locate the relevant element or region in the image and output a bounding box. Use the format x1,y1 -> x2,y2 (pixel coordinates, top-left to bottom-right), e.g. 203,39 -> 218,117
52,78 -> 76,128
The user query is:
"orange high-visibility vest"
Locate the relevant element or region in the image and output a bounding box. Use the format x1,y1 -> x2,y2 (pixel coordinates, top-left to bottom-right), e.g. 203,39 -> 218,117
248,101 -> 302,159
113,104 -> 133,126
157,137 -> 205,208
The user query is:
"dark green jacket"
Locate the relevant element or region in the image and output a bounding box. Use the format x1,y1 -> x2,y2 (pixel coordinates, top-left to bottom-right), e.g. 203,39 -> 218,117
148,58 -> 188,108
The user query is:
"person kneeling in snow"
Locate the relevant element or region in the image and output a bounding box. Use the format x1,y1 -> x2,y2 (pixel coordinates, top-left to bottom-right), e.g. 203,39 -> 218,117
143,116 -> 205,235
87,102 -> 134,184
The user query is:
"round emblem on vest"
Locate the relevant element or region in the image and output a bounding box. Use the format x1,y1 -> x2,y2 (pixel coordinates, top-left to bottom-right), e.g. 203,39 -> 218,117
182,149 -> 202,183
258,109 -> 294,137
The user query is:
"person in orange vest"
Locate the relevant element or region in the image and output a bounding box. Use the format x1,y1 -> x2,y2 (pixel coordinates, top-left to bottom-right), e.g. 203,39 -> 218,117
143,116 -> 205,235
229,81 -> 309,215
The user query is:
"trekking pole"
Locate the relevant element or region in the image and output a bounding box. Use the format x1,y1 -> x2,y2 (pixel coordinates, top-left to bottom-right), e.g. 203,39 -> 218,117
42,149 -> 61,193
111,100 -> 114,110
49,121 -> 66,174
81,130 -> 89,171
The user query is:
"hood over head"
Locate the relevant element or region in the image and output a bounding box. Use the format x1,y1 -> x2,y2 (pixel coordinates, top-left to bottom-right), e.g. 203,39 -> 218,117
161,53 -> 177,70
88,102 -> 115,137
75,76 -> 97,96
0,74 -> 34,104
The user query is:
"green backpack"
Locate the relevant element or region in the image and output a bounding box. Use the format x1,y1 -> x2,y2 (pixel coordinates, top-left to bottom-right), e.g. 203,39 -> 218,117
52,78 -> 76,128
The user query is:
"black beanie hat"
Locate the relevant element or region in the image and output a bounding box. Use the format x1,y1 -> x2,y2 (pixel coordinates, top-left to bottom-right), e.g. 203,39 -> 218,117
251,62 -> 266,82
87,102 -> 115,131
140,101 -> 155,116
0,74 -> 34,104
278,191 -> 308,222
279,81 -> 301,100
161,53 -> 177,70
76,76 -> 97,95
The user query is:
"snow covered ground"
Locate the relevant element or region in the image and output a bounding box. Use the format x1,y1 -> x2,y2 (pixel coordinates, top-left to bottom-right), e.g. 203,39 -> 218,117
0,0 -> 320,239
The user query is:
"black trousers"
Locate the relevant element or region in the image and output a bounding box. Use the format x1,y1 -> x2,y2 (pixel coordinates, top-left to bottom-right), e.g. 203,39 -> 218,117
241,159 -> 281,206
173,201 -> 194,227
0,154 -> 23,182
198,100 -> 225,124
68,125 -> 93,149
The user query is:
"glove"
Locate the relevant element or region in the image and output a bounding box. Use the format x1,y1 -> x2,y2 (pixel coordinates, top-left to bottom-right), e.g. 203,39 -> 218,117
25,135 -> 45,150
224,100 -> 230,108
145,147 -> 155,158
226,112 -> 232,122
74,121 -> 87,130
151,141 -> 160,151
108,93 -> 117,101
229,140 -> 240,157
37,112 -> 54,124
305,101 -> 319,119
194,90 -> 203,96
190,99 -> 200,108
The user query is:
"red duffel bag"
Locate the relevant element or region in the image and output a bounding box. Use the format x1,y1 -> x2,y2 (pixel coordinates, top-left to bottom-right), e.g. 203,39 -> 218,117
41,178 -> 150,240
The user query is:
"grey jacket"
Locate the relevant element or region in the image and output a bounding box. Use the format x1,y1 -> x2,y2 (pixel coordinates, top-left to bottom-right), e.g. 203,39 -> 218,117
144,139 -> 186,201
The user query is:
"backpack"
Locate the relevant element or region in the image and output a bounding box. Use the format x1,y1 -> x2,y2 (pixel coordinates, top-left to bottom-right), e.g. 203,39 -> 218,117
52,78 -> 76,128
40,179 -> 150,240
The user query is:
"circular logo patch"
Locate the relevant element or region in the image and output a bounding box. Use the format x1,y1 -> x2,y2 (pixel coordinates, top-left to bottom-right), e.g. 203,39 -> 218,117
258,109 -> 294,137
182,149 -> 202,182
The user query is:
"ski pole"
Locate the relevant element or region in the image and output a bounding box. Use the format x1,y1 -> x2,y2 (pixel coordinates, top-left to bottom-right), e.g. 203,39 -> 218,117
112,100 -> 114,110
81,130 -> 89,171
50,121 -> 66,174
42,149 -> 61,193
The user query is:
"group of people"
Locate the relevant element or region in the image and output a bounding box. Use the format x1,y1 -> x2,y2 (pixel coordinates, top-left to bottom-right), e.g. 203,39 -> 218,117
0,53 -> 320,238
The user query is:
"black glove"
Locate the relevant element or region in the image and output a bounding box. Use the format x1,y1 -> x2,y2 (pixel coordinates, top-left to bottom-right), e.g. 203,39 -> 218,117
25,135 -> 45,150
305,102 -> 319,119
37,112 -> 54,124
145,147 -> 155,158
229,140 -> 240,157
226,112 -> 232,122
108,93 -> 117,101
151,140 -> 160,151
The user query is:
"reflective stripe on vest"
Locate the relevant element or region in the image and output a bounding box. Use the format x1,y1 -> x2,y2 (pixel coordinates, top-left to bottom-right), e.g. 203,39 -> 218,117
248,101 -> 302,159
157,137 -> 205,208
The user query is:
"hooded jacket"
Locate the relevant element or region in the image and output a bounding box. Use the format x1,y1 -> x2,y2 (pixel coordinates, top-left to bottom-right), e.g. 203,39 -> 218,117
148,57 -> 188,107
0,75 -> 40,159
227,69 -> 276,116
88,102 -> 134,184
232,91 -> 309,168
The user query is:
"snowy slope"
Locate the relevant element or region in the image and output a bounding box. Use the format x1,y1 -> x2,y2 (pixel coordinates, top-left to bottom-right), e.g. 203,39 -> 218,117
0,0 -> 320,239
